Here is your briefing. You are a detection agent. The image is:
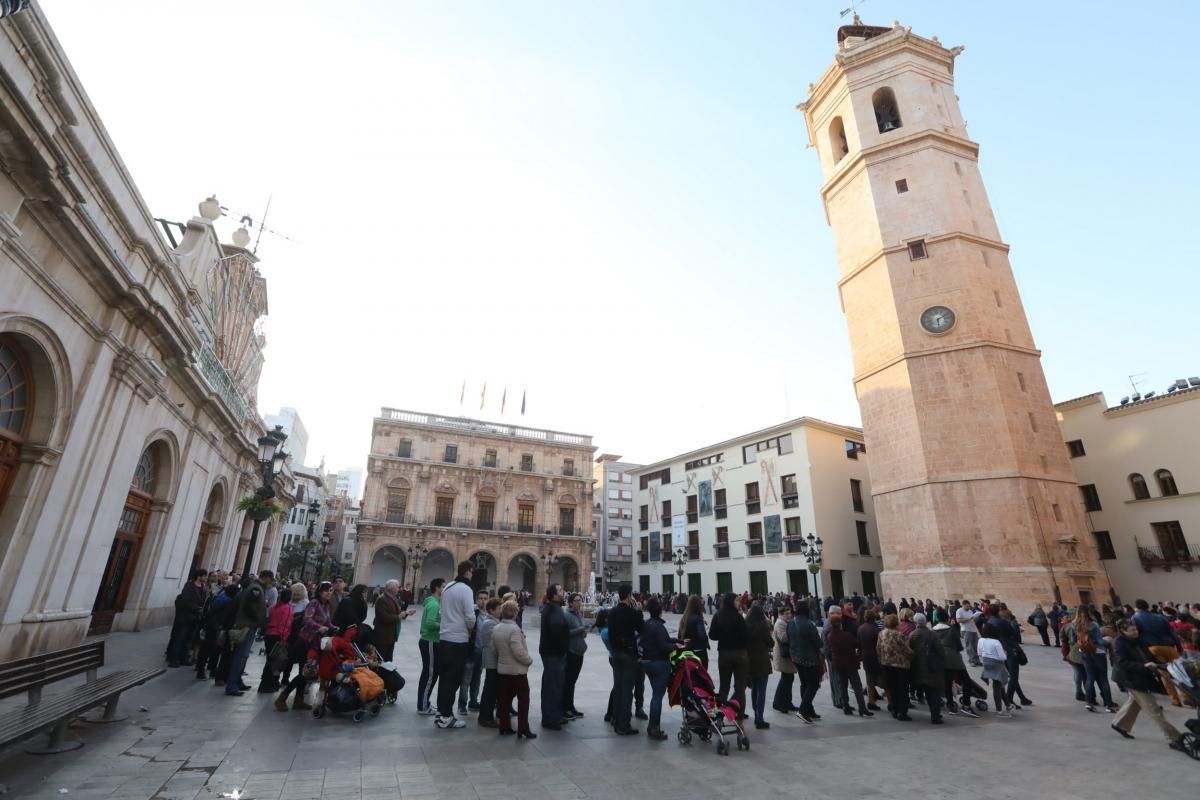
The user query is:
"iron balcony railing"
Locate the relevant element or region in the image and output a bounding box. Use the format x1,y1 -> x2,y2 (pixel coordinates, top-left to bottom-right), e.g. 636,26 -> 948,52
747,539 -> 764,556
714,543 -> 729,559
364,513 -> 585,538
1136,543 -> 1200,569
380,408 -> 593,447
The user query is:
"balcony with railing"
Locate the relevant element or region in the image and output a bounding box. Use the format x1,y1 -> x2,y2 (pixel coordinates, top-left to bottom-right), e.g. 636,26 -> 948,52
687,511 -> 698,524
746,500 -> 761,515
687,545 -> 700,560
715,505 -> 727,520
196,342 -> 250,423
782,493 -> 799,510
785,536 -> 804,554
1137,542 -> 1199,571
638,550 -> 649,564
365,512 -> 585,538
380,408 -> 593,447
747,539 -> 764,557
714,542 -> 729,559
660,549 -> 672,563
638,518 -> 648,532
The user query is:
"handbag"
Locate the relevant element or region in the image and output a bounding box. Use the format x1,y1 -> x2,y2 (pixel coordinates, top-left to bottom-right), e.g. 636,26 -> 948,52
228,627 -> 249,647
269,642 -> 290,675
1015,644 -> 1028,666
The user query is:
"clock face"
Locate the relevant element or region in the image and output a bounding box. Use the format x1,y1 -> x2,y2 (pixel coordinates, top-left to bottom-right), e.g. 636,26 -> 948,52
920,305 -> 956,335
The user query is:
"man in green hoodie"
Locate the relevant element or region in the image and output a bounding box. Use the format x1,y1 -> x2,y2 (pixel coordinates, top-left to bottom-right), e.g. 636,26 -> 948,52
417,578 -> 445,714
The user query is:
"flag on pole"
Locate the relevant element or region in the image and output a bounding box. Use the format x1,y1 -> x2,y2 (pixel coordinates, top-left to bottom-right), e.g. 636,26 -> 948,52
480,382 -> 487,410
501,386 -> 507,414
520,389 -> 526,416
459,379 -> 465,406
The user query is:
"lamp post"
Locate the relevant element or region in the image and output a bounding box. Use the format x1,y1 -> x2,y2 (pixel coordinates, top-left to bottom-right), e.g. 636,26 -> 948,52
673,546 -> 688,595
299,498 -> 320,582
316,533 -> 332,580
603,564 -> 618,591
802,532 -> 824,599
406,538 -> 426,596
542,551 -> 559,595
242,425 -> 289,579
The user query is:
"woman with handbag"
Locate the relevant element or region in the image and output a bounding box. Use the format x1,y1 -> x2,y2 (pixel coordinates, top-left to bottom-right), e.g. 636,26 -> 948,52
1111,618 -> 1187,754
258,589 -> 296,693
275,581 -> 331,712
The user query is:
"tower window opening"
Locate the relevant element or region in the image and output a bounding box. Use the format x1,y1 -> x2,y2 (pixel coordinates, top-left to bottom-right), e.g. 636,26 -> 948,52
872,87 -> 902,133
907,239 -> 927,260
829,116 -> 849,163
895,179 -> 908,193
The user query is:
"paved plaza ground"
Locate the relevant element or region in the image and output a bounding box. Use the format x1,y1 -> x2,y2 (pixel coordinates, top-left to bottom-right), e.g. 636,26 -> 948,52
0,611 -> 1196,800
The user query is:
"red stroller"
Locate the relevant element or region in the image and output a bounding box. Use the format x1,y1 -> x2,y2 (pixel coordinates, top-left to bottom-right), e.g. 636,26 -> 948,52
668,648 -> 749,755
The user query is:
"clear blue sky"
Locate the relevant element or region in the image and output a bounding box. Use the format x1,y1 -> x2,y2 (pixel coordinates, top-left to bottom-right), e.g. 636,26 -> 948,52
40,1 -> 1200,473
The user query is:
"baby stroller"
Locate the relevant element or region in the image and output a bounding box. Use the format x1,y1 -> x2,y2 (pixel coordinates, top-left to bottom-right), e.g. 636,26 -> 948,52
1166,659 -> 1200,759
371,661 -> 405,705
312,627 -> 386,722
668,648 -> 748,755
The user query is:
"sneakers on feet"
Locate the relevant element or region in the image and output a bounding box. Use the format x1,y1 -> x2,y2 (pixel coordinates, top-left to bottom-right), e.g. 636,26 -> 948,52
959,707 -> 980,719
435,716 -> 466,729
996,710 -> 1012,719
417,707 -> 438,716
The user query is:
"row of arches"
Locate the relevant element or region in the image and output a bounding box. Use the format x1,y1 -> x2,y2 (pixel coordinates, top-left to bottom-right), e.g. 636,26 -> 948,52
367,545 -> 583,595
1129,469 -> 1179,501
827,86 -> 904,165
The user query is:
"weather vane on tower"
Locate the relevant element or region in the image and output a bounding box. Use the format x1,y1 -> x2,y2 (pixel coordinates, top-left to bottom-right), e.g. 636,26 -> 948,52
839,0 -> 867,25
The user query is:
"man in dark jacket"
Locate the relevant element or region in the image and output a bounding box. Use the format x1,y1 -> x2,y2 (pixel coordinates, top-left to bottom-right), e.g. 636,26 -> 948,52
168,568 -> 208,667
788,599 -> 824,722
607,585 -> 644,735
224,571 -> 272,696
1111,619 -> 1185,751
908,614 -> 945,724
539,583 -> 570,730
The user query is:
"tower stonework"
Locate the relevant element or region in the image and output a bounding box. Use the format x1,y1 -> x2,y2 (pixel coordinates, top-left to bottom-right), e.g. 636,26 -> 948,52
799,22 -> 1109,610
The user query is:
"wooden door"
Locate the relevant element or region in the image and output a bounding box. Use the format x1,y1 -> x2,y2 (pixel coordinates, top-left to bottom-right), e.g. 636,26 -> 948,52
192,522 -> 213,571
90,491 -> 151,634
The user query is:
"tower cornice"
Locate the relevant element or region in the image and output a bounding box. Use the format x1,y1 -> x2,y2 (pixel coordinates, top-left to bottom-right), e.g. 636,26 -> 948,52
819,128 -> 980,206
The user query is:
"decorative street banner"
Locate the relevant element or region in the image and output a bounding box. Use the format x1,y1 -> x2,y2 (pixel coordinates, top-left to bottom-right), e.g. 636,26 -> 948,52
672,514 -> 687,548
764,515 -> 783,554
649,534 -> 661,562
698,480 -> 713,517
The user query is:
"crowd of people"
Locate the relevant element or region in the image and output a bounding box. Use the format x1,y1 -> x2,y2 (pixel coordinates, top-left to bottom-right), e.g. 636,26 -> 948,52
167,566 -> 1199,756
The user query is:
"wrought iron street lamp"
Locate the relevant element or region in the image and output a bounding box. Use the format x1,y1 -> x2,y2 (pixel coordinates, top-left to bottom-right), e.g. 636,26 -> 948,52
603,564 -> 618,590
241,425 -> 288,578
802,532 -> 824,598
542,551 -> 559,592
673,546 -> 688,579
299,498 -> 320,581
406,538 -> 426,593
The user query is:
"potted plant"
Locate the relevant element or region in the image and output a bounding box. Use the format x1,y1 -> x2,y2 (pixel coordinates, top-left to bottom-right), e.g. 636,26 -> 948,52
237,493 -> 283,522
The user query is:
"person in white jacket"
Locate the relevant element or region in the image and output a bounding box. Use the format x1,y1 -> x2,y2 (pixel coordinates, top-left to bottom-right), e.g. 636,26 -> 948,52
434,561 -> 476,729
491,601 -> 536,738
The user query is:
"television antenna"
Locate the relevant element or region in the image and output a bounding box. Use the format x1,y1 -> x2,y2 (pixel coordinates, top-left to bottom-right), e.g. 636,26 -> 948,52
840,0 -> 867,24
220,194 -> 299,255
1127,373 -> 1146,395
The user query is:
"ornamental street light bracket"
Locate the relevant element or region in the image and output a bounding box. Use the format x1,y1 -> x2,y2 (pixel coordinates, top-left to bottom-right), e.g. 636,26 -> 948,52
242,424 -> 288,578
802,532 -> 824,597
673,546 -> 688,578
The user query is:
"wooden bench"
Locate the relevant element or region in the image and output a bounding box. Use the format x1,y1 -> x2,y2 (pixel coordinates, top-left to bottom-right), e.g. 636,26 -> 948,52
0,640 -> 163,754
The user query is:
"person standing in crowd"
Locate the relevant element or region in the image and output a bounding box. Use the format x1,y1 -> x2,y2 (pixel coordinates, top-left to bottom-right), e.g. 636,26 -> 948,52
997,606 -> 1033,707
1070,606 -> 1118,712
858,609 -> 884,711
476,597 -> 502,728
978,625 -> 1012,717
276,580 -> 330,712
458,590 -> 488,715
563,593 -> 589,721
933,608 -> 978,717
1111,618 -> 1187,753
1132,599 -> 1185,707
956,600 -> 981,667
639,596 -> 679,740
1028,604 -> 1050,647
679,595 -> 710,670
225,571 -> 271,697
828,607 -> 871,718
373,579 -> 409,663
1060,609 -> 1087,702
168,568 -> 208,668
331,576 -> 346,607
608,585 -> 643,736
788,598 -> 824,723
492,600 -> 536,739
539,583 -> 570,730
772,604 -> 798,713
709,593 -> 750,721
877,614 -> 913,721
259,588 -> 293,693
908,613 -> 945,724
435,562 -> 477,730
1048,603 -> 1066,648
416,578 -> 445,716
333,583 -> 369,632
745,603 -> 774,730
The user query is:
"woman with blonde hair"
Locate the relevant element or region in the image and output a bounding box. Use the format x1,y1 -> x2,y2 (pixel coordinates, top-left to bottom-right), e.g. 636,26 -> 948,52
492,600 -> 536,739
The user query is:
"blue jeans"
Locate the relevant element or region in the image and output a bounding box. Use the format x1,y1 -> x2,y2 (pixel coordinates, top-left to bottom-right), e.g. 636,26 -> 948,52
224,628 -> 255,694
540,654 -> 566,726
1083,652 -> 1114,707
750,675 -> 768,722
1071,662 -> 1086,697
643,659 -> 670,729
168,620 -> 196,664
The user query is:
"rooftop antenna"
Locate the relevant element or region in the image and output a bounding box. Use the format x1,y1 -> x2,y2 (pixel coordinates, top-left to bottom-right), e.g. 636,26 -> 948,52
840,0 -> 867,24
220,194 -> 299,256
1127,373 -> 1147,396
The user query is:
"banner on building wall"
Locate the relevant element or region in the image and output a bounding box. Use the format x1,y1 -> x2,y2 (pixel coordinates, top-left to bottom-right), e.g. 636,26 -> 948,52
672,515 -> 687,548
764,515 -> 783,554
649,534 -> 661,562
698,481 -> 713,517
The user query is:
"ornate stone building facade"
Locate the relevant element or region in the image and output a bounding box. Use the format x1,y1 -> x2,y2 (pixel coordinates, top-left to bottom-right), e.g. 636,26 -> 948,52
0,7 -> 288,658
356,409 -> 595,598
799,21 -> 1109,610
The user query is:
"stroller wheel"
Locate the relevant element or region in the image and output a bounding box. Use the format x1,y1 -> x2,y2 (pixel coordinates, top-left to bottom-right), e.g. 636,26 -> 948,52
1180,733 -> 1199,760
386,693 -> 398,705
738,734 -> 750,751
716,739 -> 730,756
370,703 -> 383,716
974,700 -> 989,712
352,709 -> 367,723
677,728 -> 693,746
312,705 -> 325,719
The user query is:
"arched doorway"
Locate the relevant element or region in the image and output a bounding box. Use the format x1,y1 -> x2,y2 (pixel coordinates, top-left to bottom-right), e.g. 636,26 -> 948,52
506,553 -> 536,593
468,550 -> 497,595
416,547 -> 455,590
90,442 -> 169,634
551,556 -> 582,593
193,482 -> 225,571
0,336 -> 32,518
369,545 -> 407,588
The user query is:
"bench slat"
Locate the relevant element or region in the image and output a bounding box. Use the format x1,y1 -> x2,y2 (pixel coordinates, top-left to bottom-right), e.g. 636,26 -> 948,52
0,642 -> 106,702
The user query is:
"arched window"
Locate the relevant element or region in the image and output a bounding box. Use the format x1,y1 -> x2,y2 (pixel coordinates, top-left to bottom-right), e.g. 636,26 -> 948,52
1129,473 -> 1151,500
1155,469 -> 1179,497
131,447 -> 157,495
872,87 -> 902,133
829,116 -> 849,163
0,336 -> 32,517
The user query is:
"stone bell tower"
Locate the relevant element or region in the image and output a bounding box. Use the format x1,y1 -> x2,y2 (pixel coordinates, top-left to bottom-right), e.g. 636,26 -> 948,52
799,21 -> 1109,609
